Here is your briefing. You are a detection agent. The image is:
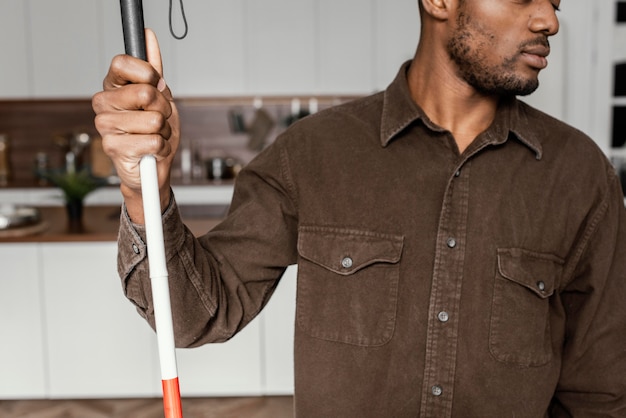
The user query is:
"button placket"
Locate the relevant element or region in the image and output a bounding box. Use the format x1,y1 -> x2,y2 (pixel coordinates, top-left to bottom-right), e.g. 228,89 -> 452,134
420,160 -> 472,416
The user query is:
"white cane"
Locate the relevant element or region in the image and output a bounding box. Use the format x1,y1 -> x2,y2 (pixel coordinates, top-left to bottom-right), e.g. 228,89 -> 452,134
119,1 -> 183,416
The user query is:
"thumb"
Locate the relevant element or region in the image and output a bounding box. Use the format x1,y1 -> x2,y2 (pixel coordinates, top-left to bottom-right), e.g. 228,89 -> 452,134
145,28 -> 164,78
144,28 -> 173,100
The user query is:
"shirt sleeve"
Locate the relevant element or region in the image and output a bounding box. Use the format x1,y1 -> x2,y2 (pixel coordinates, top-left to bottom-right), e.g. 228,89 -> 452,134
551,171 -> 626,416
116,137 -> 299,348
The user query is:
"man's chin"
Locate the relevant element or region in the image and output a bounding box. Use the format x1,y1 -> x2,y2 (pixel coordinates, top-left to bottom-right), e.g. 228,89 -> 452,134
482,78 -> 539,97
513,81 -> 540,97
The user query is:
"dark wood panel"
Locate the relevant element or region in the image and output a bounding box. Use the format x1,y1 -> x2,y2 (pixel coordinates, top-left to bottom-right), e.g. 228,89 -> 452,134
0,96 -> 356,187
0,100 -> 97,185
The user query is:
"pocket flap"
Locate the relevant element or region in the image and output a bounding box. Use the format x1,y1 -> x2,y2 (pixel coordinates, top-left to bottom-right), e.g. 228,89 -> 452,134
497,248 -> 564,299
298,226 -> 404,275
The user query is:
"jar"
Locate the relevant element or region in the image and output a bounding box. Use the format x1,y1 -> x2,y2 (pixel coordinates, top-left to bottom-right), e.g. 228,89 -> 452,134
0,134 -> 11,186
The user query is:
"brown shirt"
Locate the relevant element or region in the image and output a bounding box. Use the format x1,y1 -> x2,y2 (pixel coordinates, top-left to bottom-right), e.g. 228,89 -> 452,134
118,62 -> 626,417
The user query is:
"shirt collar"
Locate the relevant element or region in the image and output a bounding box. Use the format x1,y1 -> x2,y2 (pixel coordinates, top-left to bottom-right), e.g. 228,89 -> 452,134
380,61 -> 544,160
380,61 -> 427,147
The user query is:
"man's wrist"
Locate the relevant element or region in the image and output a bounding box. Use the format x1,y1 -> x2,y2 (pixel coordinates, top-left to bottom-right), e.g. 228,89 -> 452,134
120,184 -> 172,225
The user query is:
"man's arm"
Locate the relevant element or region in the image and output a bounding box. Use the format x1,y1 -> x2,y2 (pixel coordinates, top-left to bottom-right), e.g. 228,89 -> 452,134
115,136 -> 299,348
551,172 -> 626,416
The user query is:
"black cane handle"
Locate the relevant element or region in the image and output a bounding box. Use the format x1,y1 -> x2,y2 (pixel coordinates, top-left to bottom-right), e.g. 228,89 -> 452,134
120,0 -> 147,60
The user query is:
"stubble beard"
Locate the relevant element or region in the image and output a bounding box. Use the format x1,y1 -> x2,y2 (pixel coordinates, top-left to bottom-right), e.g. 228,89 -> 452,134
446,12 -> 540,97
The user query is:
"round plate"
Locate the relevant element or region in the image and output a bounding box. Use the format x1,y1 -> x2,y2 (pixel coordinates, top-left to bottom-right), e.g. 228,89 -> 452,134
0,205 -> 41,230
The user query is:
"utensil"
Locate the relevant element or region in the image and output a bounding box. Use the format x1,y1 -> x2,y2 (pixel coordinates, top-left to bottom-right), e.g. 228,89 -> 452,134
205,156 -> 241,180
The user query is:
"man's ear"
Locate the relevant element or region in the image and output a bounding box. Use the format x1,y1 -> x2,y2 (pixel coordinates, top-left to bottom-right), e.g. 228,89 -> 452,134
420,0 -> 452,21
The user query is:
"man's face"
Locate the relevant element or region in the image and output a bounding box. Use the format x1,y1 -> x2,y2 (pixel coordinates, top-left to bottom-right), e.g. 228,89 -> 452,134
446,0 -> 560,96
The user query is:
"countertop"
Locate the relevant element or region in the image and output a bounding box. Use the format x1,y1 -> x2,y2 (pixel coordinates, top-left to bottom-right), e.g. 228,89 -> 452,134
0,182 -> 235,207
0,205 -> 224,243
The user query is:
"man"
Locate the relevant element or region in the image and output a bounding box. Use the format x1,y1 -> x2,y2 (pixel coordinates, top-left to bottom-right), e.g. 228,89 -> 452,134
93,0 -> 626,416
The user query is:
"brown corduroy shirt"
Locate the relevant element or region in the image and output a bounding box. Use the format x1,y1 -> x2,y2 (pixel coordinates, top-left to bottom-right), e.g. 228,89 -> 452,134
118,62 -> 626,417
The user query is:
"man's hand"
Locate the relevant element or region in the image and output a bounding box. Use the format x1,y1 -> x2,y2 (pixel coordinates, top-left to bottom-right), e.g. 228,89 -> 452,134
92,29 -> 179,224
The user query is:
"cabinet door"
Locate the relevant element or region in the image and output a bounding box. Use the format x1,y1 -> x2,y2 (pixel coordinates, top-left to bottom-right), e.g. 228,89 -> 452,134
98,0 -> 124,75
41,242 -> 159,398
260,265 -> 296,395
317,0 -> 374,94
28,0 -> 102,98
175,320 -> 264,396
245,0 -> 316,95
0,1 -> 30,97
0,243 -> 46,398
374,0 -> 420,91
169,0 -> 247,96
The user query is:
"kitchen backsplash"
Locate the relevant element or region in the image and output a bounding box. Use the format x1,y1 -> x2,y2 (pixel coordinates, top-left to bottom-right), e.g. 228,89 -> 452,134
0,96 -> 354,187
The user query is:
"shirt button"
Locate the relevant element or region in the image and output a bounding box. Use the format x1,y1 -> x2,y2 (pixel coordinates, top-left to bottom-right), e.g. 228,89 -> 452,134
438,311 -> 449,323
431,385 -> 443,396
454,170 -> 461,177
132,243 -> 140,254
446,238 -> 457,248
341,256 -> 353,269
537,281 -> 546,292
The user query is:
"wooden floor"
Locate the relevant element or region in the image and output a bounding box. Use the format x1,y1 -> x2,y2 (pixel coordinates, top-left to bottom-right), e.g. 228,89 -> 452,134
0,396 -> 294,418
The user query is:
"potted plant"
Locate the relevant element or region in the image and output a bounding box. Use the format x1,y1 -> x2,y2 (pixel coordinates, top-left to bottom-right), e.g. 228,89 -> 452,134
44,168 -> 104,230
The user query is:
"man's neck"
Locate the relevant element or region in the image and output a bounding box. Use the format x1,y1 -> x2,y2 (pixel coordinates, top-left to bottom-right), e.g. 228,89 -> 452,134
407,49 -> 500,154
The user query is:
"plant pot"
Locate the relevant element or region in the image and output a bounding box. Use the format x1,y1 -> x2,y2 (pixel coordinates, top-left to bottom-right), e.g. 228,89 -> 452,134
65,200 -> 84,232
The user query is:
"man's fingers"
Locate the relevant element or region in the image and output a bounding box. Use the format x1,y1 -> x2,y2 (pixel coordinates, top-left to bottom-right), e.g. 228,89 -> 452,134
95,108 -> 172,138
102,132 -> 172,162
93,84 -> 173,117
103,54 -> 161,90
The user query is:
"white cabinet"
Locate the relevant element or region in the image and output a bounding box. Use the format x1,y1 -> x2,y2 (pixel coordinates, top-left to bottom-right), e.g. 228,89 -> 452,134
0,239 -> 295,399
373,0 -> 421,92
176,322 -> 264,397
244,0 -> 317,95
0,0 -> 420,98
0,243 -> 47,398
317,0 -> 374,95
169,0 -> 417,96
40,242 -> 159,398
27,0 -> 103,98
260,265 -> 296,394
0,1 -> 30,98
169,0 -> 247,96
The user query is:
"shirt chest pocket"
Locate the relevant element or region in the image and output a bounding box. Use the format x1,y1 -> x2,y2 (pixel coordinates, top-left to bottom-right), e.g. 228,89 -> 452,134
489,248 -> 564,367
296,226 -> 404,347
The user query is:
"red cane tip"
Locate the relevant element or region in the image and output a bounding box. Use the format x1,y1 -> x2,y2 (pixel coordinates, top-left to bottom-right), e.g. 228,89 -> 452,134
162,377 -> 183,418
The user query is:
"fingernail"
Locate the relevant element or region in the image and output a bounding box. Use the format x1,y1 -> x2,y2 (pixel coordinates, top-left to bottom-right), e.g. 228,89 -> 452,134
157,78 -> 167,92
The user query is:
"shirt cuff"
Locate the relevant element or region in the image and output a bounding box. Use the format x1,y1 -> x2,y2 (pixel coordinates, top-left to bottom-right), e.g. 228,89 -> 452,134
117,191 -> 187,277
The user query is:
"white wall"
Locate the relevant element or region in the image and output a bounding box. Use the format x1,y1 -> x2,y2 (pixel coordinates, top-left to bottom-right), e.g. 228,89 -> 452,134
0,0 -> 614,150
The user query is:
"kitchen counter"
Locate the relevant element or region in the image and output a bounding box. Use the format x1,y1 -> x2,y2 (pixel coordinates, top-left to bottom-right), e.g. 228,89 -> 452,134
0,178 -> 235,189
0,205 -> 224,243
0,181 -> 235,206
0,181 -> 234,243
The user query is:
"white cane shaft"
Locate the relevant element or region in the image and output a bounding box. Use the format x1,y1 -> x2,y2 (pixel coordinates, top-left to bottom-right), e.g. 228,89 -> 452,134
151,275 -> 178,379
139,155 -> 179,379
